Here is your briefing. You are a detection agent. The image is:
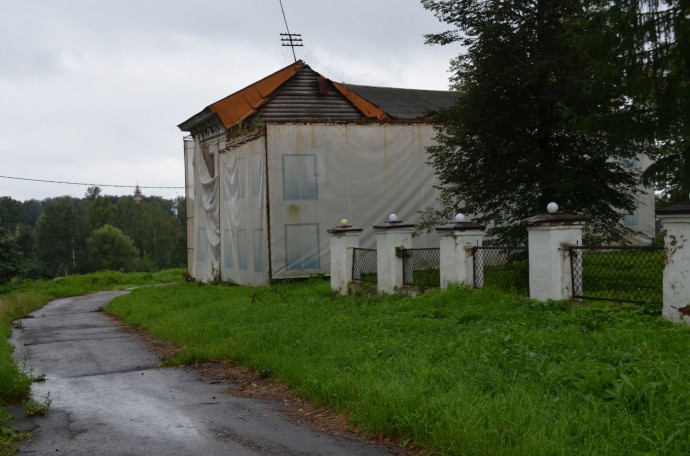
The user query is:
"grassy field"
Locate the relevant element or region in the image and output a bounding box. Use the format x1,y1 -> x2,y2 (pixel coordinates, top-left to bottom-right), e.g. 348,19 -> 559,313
107,279 -> 690,455
0,269 -> 184,454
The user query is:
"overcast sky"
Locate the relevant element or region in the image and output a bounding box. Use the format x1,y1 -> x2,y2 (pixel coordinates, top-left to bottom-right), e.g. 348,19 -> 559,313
0,1 -> 460,202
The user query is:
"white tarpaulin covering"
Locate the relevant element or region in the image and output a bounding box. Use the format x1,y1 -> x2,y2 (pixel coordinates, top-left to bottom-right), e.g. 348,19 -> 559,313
623,154 -> 656,245
191,139 -> 220,282
266,123 -> 441,279
184,122 -> 656,284
184,137 -> 195,275
219,137 -> 269,285
185,123 -> 441,283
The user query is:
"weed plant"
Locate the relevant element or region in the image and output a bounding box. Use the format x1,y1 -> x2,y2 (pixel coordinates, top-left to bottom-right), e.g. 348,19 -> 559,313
108,279 -> 690,455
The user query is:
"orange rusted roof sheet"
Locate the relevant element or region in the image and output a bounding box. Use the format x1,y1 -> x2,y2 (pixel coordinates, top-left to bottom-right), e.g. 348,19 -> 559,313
209,60 -> 305,129
331,82 -> 389,120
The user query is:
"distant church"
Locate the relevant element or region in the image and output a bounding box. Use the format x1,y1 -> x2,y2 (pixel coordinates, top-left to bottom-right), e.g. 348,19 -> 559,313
133,184 -> 143,203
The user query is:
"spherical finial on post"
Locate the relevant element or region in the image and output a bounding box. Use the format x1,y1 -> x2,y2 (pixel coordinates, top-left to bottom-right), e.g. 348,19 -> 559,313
547,202 -> 559,214
389,213 -> 398,222
340,218 -> 349,226
454,213 -> 466,222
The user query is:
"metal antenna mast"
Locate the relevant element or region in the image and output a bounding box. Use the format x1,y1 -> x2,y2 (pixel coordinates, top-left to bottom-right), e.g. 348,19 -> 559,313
278,0 -> 302,62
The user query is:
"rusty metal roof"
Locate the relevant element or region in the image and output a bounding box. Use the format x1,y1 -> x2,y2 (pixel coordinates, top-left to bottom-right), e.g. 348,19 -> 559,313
178,61 -> 458,132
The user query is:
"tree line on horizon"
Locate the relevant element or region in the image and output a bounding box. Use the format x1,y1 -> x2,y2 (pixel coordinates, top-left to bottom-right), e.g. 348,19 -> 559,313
0,186 -> 186,283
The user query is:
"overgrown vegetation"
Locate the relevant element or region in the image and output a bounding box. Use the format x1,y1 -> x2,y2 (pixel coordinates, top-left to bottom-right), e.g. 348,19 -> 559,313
0,269 -> 184,453
108,279 -> 690,455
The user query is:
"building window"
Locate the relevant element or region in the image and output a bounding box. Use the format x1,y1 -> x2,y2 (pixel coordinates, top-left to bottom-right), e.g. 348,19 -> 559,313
622,157 -> 637,171
285,223 -> 320,270
251,151 -> 262,198
237,157 -> 246,200
237,229 -> 248,270
196,228 -> 208,262
253,229 -> 264,272
283,154 -> 318,201
223,229 -> 233,268
624,208 -> 639,227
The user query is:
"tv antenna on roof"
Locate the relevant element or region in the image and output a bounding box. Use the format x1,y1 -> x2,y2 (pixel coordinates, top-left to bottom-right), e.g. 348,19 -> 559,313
278,0 -> 302,62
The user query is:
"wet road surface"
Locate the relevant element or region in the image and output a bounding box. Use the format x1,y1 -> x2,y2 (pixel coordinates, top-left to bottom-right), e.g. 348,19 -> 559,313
9,291 -> 392,455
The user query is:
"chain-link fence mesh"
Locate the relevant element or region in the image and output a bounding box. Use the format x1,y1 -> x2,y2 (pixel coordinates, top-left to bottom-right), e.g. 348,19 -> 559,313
472,246 -> 529,295
401,248 -> 441,288
352,248 -> 377,283
569,246 -> 664,305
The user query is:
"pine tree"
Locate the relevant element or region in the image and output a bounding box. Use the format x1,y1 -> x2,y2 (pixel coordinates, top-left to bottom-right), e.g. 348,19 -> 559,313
421,0 -> 656,243
635,0 -> 690,203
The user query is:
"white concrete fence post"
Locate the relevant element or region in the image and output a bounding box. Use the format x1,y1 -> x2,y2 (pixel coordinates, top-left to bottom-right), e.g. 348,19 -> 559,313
657,202 -> 690,324
373,214 -> 415,294
327,220 -> 362,295
435,214 -> 486,288
523,204 -> 585,301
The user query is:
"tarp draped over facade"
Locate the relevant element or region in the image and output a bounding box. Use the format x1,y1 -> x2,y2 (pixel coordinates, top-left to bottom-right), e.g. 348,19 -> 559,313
192,140 -> 220,282
219,137 -> 268,285
266,124 -> 441,280
184,123 -> 442,284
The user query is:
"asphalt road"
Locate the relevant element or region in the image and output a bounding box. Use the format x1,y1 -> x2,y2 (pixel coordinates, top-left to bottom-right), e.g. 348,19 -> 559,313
9,291 -> 392,456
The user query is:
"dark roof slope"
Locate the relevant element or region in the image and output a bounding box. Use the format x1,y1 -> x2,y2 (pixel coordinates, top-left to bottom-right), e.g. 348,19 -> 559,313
341,84 -> 459,119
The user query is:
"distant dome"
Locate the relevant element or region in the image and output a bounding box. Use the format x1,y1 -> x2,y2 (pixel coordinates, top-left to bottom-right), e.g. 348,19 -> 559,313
133,184 -> 143,203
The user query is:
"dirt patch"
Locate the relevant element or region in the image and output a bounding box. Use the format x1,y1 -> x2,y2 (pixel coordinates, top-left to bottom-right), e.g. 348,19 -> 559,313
109,315 -> 425,455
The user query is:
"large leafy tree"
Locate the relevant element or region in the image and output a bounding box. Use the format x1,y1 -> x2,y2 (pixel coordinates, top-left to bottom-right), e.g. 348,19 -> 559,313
113,197 -> 182,270
85,186 -> 113,231
0,196 -> 26,232
421,0 -> 655,243
35,197 -> 88,276
86,225 -> 138,272
0,227 -> 23,283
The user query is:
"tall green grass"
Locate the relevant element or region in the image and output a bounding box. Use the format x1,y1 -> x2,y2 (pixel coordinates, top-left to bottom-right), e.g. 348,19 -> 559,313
108,279 -> 690,455
0,269 -> 184,453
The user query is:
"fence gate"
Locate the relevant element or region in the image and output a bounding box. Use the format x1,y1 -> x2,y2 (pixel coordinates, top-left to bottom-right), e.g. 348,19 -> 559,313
401,248 -> 441,288
569,245 -> 664,305
351,248 -> 377,284
472,246 -> 529,295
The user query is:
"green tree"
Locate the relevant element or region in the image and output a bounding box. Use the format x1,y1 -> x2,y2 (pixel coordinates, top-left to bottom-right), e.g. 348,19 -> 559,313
86,225 -> 138,272
22,199 -> 44,227
421,0 -> 654,243
0,196 -> 26,232
636,0 -> 690,203
85,187 -> 113,231
113,196 -> 183,270
0,227 -> 23,283
35,197 -> 87,276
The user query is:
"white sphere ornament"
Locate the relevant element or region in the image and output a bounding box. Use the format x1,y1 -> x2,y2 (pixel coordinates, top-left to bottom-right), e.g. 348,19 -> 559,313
454,213 -> 466,222
389,213 -> 398,222
340,218 -> 349,226
547,202 -> 559,214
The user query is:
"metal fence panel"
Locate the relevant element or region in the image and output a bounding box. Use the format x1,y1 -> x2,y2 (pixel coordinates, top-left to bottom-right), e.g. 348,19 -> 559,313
401,248 -> 441,288
472,246 -> 529,295
352,248 -> 377,283
569,245 -> 664,305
